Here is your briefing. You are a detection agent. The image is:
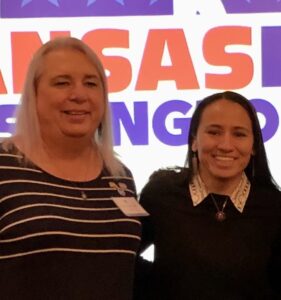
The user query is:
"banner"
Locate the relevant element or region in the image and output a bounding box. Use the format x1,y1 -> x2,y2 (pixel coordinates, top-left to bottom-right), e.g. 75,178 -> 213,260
0,0 -> 281,192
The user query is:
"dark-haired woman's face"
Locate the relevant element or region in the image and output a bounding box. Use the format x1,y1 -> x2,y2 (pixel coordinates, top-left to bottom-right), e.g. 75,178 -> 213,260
192,99 -> 254,187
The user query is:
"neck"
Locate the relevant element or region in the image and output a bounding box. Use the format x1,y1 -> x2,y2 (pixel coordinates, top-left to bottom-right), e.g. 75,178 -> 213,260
42,138 -> 96,161
40,134 -> 96,159
24,136 -> 103,181
199,171 -> 243,196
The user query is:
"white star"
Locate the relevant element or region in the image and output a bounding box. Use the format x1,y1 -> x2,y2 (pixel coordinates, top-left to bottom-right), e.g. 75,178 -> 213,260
115,0 -> 125,5
21,0 -> 60,7
87,0 -> 124,6
149,0 -> 159,5
48,0 -> 60,7
21,0 -> 32,7
87,0 -> 97,6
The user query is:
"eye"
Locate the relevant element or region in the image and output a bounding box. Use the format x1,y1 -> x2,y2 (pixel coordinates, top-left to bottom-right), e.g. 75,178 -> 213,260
207,130 -> 220,136
234,131 -> 247,137
85,81 -> 98,87
54,81 -> 70,86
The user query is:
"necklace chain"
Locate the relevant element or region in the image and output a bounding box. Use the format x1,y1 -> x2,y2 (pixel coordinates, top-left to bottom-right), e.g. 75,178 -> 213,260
210,194 -> 228,222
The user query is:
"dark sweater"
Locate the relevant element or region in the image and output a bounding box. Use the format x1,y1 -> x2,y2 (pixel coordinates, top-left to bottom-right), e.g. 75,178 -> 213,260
0,144 -> 140,300
135,168 -> 281,300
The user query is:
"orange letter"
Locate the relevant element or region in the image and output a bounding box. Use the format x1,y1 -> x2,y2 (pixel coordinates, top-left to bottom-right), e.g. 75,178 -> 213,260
50,31 -> 70,39
12,31 -> 70,93
12,32 -> 43,93
83,29 -> 131,93
136,29 -> 199,90
204,26 -> 253,89
0,71 -> 7,94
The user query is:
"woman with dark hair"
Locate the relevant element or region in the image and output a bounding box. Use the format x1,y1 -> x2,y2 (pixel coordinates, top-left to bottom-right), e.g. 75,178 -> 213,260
135,91 -> 281,299
186,91 -> 276,189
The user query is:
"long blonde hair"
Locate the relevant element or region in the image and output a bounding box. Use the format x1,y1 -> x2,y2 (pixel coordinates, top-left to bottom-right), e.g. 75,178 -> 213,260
4,37 -> 125,176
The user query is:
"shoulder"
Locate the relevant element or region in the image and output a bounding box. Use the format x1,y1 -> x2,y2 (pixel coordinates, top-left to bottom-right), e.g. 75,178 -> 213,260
141,167 -> 189,197
250,184 -> 281,212
0,141 -> 21,160
0,141 -> 10,154
104,161 -> 134,179
149,167 -> 188,181
252,184 -> 281,198
103,164 -> 137,196
122,164 -> 137,194
139,167 -> 190,213
122,164 -> 134,178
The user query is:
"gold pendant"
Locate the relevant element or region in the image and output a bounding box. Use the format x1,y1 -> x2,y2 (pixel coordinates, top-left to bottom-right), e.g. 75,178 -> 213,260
215,211 -> 226,222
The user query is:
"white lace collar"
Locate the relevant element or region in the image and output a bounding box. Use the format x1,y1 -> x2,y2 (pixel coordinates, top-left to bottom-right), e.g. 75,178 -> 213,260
189,172 -> 251,213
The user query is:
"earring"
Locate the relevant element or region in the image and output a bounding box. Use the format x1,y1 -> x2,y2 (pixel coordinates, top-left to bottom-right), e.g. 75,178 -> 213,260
98,123 -> 103,136
192,151 -> 198,174
251,156 -> 255,179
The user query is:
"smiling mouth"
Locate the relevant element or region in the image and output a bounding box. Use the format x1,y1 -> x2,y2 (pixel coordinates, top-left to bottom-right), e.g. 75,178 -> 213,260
63,111 -> 88,115
215,156 -> 235,161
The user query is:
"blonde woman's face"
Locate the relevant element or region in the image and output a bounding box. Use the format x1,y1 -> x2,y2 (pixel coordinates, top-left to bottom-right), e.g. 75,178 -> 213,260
36,48 -> 105,143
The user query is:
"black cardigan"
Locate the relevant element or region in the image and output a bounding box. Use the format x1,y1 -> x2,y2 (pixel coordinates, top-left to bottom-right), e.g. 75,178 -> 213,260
134,168 -> 281,300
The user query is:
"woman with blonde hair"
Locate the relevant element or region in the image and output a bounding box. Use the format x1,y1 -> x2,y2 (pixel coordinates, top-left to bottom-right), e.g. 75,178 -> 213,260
0,37 -> 141,299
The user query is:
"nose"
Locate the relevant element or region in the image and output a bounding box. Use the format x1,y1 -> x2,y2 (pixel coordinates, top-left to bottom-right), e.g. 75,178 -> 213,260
217,133 -> 234,151
69,84 -> 87,103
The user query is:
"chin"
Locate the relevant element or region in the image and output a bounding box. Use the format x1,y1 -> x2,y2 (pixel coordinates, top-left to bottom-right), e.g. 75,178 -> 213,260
213,171 -> 242,180
63,131 -> 91,138
61,125 -> 92,135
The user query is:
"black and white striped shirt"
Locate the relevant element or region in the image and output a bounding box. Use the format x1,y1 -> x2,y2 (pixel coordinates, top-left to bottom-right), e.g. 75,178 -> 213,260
0,144 -> 141,300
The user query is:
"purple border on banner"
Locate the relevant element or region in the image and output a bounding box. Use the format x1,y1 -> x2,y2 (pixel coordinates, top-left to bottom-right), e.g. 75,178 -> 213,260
1,0 -> 173,18
221,0 -> 281,14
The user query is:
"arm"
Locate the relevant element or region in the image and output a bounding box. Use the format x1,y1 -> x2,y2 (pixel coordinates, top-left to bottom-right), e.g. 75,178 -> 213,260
133,183 -> 155,300
268,225 -> 281,298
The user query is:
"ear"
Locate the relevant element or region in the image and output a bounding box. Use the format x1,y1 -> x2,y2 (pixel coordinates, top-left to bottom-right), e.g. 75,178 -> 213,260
251,147 -> 255,156
191,138 -> 197,152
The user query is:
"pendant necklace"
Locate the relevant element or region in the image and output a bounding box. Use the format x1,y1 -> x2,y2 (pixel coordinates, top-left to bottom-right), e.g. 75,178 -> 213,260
42,145 -> 96,200
71,150 -> 96,201
74,148 -> 101,200
80,190 -> 88,200
72,179 -> 89,200
210,194 -> 228,222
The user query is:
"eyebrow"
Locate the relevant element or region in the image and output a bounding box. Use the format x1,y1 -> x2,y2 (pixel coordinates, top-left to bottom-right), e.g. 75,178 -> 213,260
84,74 -> 100,79
206,124 -> 251,132
52,74 -> 100,80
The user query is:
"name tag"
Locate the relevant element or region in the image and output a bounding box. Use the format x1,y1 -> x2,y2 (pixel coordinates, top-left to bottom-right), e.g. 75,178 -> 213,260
112,197 -> 149,217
